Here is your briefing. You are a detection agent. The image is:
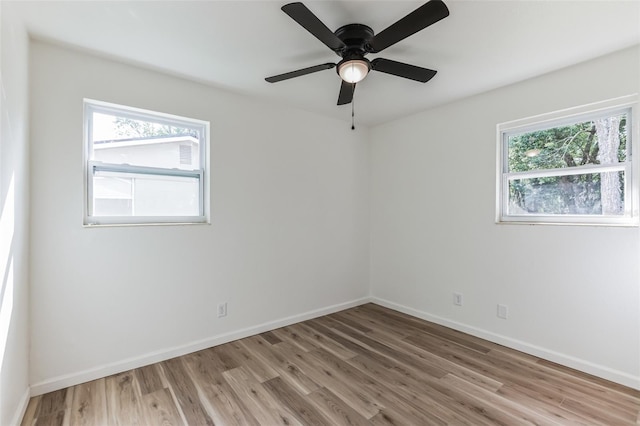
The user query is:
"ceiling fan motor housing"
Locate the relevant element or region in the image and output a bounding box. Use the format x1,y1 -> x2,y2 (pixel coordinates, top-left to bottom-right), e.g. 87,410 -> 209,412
334,24 -> 375,57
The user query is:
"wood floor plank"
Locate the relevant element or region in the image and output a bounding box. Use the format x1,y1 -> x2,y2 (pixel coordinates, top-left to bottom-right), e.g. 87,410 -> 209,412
291,322 -> 358,360
497,382 -> 597,425
284,347 -> 383,419
139,388 -> 184,426
332,308 -> 414,338
537,357 -> 640,399
62,386 -> 74,426
360,304 -> 494,353
34,410 -> 65,426
263,376 -> 333,425
134,364 -> 164,396
198,381 -> 259,426
29,387 -> 73,426
325,317 -> 450,379
182,348 -> 259,425
404,329 -> 533,385
21,395 -> 41,426
307,387 -> 371,426
303,347 -> 447,425
240,335 -> 322,395
222,366 -> 303,425
271,325 -> 323,353
69,379 -> 107,426
260,330 -> 283,345
342,307 -> 414,338
368,327 -> 504,392
160,358 -> 215,426
334,327 -> 571,425
304,318 -> 377,356
407,326 -> 637,424
328,310 -> 374,334
345,353 -> 476,425
195,346 -> 240,375
532,356 -> 640,413
215,339 -> 280,383
312,345 -> 486,425
210,345 -> 242,371
440,373 -> 560,425
35,389 -> 67,417
21,303 -> 640,426
561,395 -> 637,425
105,371 -> 143,426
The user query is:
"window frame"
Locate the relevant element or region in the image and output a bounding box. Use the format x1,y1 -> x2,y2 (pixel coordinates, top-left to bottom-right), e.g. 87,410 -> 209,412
83,99 -> 210,226
496,95 -> 639,226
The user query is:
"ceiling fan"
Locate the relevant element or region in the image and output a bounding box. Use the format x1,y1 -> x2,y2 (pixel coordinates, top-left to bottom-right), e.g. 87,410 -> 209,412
265,0 -> 450,106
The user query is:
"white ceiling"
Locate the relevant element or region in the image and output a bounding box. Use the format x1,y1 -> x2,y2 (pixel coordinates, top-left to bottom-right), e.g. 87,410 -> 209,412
9,0 -> 640,126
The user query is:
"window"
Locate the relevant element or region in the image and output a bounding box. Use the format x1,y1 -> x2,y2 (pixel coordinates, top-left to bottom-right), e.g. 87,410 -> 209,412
84,99 -> 209,225
497,96 -> 638,226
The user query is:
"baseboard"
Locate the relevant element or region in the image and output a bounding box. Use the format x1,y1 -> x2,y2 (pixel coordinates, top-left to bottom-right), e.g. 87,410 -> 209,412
30,296 -> 372,396
370,297 -> 640,391
9,387 -> 30,426
31,295 -> 637,395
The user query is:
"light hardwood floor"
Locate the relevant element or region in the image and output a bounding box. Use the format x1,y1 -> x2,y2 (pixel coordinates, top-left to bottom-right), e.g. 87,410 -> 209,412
22,304 -> 640,425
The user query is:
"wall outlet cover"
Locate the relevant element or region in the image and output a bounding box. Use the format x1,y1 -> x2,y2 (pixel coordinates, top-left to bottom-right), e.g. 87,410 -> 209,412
217,302 -> 228,318
497,304 -> 508,319
453,293 -> 463,306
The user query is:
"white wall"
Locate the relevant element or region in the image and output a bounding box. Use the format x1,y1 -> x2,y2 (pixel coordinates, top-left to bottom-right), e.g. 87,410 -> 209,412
0,3 -> 31,424
370,45 -> 640,388
29,41 -> 370,392
24,35 -> 640,399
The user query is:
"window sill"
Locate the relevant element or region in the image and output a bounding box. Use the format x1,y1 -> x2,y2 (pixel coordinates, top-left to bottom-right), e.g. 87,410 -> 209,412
496,217 -> 639,227
83,219 -> 210,228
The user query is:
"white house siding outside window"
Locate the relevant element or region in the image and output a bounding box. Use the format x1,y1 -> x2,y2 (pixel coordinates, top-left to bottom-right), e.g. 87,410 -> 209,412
84,100 -> 210,226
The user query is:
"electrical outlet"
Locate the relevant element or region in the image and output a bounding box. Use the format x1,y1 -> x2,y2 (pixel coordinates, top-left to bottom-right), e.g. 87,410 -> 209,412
217,302 -> 227,318
497,304 -> 508,319
453,293 -> 463,306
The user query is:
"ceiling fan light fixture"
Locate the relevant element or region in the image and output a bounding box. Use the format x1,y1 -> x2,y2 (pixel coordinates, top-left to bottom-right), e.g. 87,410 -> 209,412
338,59 -> 370,83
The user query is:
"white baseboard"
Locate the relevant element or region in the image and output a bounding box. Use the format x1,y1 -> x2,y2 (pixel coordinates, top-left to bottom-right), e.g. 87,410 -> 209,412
30,295 -> 639,396
9,387 -> 30,426
371,297 -> 640,390
30,297 -> 372,396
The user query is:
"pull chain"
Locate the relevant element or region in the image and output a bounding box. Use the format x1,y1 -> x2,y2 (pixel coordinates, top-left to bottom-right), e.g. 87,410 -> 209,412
351,102 -> 355,130
351,84 -> 356,130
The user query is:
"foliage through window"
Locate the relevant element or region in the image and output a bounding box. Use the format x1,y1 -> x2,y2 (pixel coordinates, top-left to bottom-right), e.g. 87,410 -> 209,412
497,96 -> 637,225
84,100 -> 209,225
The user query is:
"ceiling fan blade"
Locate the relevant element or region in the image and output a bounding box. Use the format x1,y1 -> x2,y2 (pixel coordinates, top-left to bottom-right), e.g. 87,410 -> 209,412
265,63 -> 336,83
281,2 -> 346,52
369,0 -> 449,53
371,58 -> 437,83
337,80 -> 355,105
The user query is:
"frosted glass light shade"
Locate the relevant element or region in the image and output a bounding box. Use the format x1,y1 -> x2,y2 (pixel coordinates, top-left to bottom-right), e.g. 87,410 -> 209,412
338,60 -> 369,83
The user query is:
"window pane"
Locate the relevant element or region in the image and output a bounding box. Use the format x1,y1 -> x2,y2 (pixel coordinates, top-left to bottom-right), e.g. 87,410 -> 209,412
507,113 -> 627,172
93,170 -> 200,217
508,171 -> 624,216
94,199 -> 133,216
91,112 -> 200,170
